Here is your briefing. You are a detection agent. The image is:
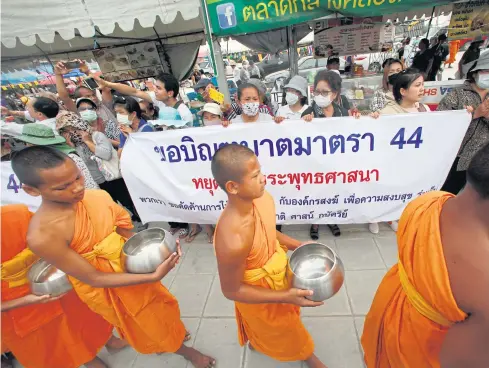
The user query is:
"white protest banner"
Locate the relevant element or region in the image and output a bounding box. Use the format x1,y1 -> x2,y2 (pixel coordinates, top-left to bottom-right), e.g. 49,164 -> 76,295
121,111 -> 470,225
422,80 -> 464,109
1,161 -> 41,211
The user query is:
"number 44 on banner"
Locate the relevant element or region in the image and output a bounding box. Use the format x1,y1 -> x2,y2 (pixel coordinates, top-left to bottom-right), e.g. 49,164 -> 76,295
7,174 -> 23,193
391,127 -> 423,149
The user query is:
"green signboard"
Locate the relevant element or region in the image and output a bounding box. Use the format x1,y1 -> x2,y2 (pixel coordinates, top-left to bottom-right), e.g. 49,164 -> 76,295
205,0 -> 455,36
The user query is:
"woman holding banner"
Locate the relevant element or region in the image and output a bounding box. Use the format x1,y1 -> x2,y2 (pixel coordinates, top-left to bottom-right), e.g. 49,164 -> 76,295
370,69 -> 430,234
301,70 -> 355,239
274,75 -> 309,123
379,69 -> 430,115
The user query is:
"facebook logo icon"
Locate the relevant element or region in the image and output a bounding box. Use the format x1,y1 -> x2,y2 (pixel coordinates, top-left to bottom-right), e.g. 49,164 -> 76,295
216,3 -> 237,30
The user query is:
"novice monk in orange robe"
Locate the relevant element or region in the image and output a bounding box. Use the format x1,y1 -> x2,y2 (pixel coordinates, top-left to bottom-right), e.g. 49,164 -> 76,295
362,143 -> 489,367
1,204 -> 115,368
11,146 -> 215,368
212,144 -> 327,368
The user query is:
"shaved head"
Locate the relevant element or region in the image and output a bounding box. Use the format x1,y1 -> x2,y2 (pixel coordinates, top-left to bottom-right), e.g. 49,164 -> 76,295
467,142 -> 489,199
11,146 -> 71,187
211,144 -> 256,191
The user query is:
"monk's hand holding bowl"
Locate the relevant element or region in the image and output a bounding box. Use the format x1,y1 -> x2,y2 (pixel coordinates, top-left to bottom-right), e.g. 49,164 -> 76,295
285,288 -> 324,307
24,292 -> 67,305
151,241 -> 182,281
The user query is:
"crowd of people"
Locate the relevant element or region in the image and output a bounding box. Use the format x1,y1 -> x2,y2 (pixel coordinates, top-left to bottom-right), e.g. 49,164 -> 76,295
1,33 -> 488,368
2,47 -> 489,239
397,33 -> 487,82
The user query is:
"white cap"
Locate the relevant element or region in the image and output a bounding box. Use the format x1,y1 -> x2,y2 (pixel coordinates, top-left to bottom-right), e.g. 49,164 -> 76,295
284,75 -> 308,97
198,103 -> 222,117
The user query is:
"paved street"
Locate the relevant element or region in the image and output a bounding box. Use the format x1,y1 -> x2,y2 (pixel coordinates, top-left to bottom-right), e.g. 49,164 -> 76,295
14,223 -> 397,368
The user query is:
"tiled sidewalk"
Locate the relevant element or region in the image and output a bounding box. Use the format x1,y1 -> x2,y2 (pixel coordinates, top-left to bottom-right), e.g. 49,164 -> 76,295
15,223 -> 397,368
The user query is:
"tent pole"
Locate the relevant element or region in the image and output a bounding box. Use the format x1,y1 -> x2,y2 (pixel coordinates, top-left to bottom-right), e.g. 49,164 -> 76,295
199,1 -> 230,103
287,26 -> 298,77
425,6 -> 436,38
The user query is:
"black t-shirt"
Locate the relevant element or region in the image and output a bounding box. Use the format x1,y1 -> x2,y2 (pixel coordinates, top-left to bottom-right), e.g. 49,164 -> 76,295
433,43 -> 449,65
412,48 -> 436,73
301,102 -> 349,118
398,47 -> 405,60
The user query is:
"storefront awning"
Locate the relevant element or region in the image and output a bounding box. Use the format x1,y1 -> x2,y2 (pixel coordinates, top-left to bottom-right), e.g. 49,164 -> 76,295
1,0 -> 205,75
205,0 -> 459,37
1,0 -> 202,48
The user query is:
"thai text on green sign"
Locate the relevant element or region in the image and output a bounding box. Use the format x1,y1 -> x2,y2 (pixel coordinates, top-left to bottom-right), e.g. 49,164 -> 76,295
205,0 -> 455,36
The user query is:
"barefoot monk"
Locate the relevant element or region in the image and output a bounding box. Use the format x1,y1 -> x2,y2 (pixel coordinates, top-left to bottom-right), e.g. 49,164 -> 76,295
362,142 -> 489,367
212,144 -> 328,368
1,204 -> 117,368
11,146 -> 215,368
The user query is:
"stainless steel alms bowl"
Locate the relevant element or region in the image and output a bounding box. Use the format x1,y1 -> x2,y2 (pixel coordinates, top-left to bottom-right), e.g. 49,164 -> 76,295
289,242 -> 345,302
122,227 -> 178,274
28,259 -> 73,296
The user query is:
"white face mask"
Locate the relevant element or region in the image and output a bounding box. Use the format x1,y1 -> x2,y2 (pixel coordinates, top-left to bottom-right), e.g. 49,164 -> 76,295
314,94 -> 332,108
203,119 -> 222,126
80,109 -> 98,122
24,110 -> 36,122
242,102 -> 260,116
117,113 -> 132,125
285,92 -> 299,106
475,72 -> 489,90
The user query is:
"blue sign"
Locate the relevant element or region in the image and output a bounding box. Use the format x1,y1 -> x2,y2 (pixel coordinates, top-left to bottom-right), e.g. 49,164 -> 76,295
216,3 -> 237,30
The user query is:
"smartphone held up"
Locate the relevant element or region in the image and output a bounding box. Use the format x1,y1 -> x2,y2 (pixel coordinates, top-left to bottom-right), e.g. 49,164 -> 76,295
64,60 -> 81,69
83,77 -> 100,90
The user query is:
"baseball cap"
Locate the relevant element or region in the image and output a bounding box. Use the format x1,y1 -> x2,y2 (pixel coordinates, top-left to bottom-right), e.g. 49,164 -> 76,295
194,79 -> 214,92
76,97 -> 97,109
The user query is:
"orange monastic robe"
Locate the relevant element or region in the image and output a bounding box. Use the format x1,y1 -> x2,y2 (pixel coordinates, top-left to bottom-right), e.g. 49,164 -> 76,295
1,204 -> 112,368
362,192 -> 468,368
219,191 -> 314,361
67,189 -> 186,354
445,40 -> 460,65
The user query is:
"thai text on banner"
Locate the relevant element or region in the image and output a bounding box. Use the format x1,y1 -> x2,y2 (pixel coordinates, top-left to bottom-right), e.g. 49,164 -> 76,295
120,111 -> 470,225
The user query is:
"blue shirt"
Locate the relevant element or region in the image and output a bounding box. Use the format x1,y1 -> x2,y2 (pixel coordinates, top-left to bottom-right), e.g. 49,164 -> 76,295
119,119 -> 153,148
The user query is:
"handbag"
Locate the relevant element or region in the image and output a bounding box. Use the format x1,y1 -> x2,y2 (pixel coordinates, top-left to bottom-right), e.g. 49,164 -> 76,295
91,147 -> 122,181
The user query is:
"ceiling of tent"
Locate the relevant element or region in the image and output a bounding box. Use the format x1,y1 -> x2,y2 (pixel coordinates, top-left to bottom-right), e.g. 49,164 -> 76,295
1,0 -> 205,71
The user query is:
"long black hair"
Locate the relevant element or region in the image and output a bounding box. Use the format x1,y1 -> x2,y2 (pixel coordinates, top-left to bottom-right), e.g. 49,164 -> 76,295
114,95 -> 142,119
382,58 -> 403,91
392,68 -> 424,103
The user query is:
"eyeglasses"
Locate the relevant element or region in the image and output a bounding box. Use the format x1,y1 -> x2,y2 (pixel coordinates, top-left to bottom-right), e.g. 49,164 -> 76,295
313,90 -> 333,97
78,106 -> 95,111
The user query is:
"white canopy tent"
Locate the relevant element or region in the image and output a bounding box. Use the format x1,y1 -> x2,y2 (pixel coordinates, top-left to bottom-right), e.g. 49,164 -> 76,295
199,39 -> 250,58
1,0 -> 206,79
